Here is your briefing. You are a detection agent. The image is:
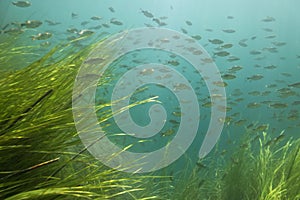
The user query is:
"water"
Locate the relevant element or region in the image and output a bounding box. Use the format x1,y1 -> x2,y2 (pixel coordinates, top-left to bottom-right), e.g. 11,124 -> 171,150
1,0 -> 300,198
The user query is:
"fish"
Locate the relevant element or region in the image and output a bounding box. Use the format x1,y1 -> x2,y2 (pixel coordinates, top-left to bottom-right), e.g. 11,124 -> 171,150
186,20 -> 192,26
288,82 -> 300,88
202,102 -> 213,108
40,41 -> 51,47
269,103 -> 288,109
139,68 -> 154,76
209,39 -> 224,44
81,21 -> 90,26
91,16 -> 102,21
222,74 -> 236,80
3,27 -> 24,35
181,28 -> 188,34
261,16 -> 276,22
31,32 -> 52,40
109,7 -> 115,12
71,12 -> 78,18
238,41 -> 247,47
292,101 -> 300,106
221,43 -> 233,49
141,9 -> 153,18
45,20 -> 61,26
228,65 -> 243,72
168,60 -> 180,66
227,56 -> 240,62
262,28 -> 273,32
102,23 -> 110,28
12,1 -> 31,7
214,51 -> 230,57
66,28 -> 79,34
247,102 -> 261,108
161,129 -> 175,137
222,29 -> 236,33
213,81 -> 227,87
250,50 -> 262,55
272,41 -> 286,47
172,111 -> 182,117
248,91 -> 260,96
192,35 -> 202,40
254,124 -> 268,131
247,74 -> 263,80
78,29 -> 94,37
21,20 -> 43,28
227,16 -> 234,19
264,65 -> 277,69
265,35 -> 276,39
110,18 -> 123,26
234,119 -> 247,126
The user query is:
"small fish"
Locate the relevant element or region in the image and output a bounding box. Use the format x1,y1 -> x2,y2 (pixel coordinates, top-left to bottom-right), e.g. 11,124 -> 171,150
292,101 -> 300,106
238,41 -> 247,47
21,20 -> 42,28
247,74 -> 263,81
262,28 -> 273,32
272,41 -> 286,46
265,35 -> 276,39
234,119 -> 247,126
202,102 -> 213,108
288,82 -> 300,88
227,16 -> 234,19
40,41 -> 51,47
228,65 -> 242,72
109,7 -> 115,13
221,43 -> 233,49
71,12 -> 78,18
161,129 -> 175,137
12,1 -> 31,7
31,32 -> 52,40
181,28 -> 188,34
191,35 -> 202,40
213,81 -> 227,87
78,29 -> 94,37
269,103 -> 288,109
248,91 -> 260,96
81,21 -> 90,26
110,18 -> 123,26
254,124 -> 268,131
172,111 -> 182,117
102,23 -> 110,28
221,74 -> 236,80
227,56 -> 240,62
214,51 -> 230,57
250,50 -> 262,55
66,28 -> 79,34
209,39 -> 224,44
168,60 -> 180,66
91,16 -> 102,21
3,27 -> 24,35
247,102 -> 261,108
222,29 -> 235,33
185,20 -> 192,26
140,9 -> 153,18
264,65 -> 277,69
45,20 -> 61,26
261,16 -> 276,22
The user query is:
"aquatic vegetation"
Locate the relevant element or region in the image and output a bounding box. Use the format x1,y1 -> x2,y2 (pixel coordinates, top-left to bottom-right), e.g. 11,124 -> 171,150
0,38 -> 163,199
167,132 -> 300,200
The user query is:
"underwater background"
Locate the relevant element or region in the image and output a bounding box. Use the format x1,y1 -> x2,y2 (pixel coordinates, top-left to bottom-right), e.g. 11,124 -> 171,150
0,0 -> 300,199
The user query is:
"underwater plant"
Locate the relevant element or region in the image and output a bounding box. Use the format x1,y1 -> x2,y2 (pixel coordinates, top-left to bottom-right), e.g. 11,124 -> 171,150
0,35 -> 164,200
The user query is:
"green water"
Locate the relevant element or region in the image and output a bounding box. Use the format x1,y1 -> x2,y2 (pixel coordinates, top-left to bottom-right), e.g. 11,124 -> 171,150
1,0 -> 300,199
